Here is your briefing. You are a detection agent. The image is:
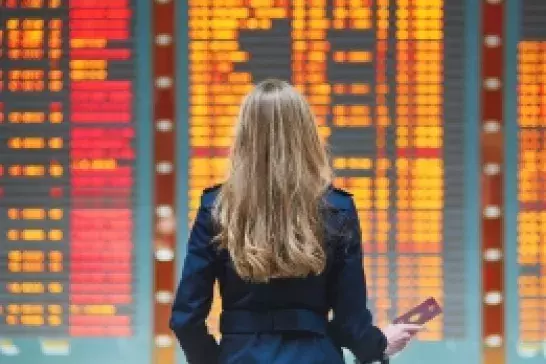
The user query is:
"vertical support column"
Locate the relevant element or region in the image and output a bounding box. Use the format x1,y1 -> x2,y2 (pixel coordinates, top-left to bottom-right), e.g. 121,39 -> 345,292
152,0 -> 176,363
480,0 -> 505,363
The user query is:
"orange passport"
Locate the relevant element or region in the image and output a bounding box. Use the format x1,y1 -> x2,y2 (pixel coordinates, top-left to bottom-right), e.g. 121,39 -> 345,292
393,297 -> 442,325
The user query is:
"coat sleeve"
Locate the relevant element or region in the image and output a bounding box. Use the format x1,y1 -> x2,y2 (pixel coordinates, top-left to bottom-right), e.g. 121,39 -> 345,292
170,196 -> 218,364
327,198 -> 388,364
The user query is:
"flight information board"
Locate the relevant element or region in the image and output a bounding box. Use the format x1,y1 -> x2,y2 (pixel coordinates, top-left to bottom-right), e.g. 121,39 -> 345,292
0,1 -> 151,363
508,0 -> 546,361
184,0 -> 471,357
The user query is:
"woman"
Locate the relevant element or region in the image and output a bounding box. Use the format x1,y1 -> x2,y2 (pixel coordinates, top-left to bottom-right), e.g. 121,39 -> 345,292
170,79 -> 419,363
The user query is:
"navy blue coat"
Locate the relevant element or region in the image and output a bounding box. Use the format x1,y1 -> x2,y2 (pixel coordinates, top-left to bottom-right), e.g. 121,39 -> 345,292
170,185 -> 387,364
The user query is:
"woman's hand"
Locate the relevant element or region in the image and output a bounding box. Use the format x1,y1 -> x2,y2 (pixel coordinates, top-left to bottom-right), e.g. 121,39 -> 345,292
381,324 -> 422,357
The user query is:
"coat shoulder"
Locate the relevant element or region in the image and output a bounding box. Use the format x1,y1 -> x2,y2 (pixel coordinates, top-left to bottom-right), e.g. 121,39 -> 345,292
323,186 -> 354,211
203,183 -> 222,194
331,187 -> 352,197
201,184 -> 222,207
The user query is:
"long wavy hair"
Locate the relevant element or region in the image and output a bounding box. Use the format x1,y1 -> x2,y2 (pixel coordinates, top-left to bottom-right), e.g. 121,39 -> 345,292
212,79 -> 333,282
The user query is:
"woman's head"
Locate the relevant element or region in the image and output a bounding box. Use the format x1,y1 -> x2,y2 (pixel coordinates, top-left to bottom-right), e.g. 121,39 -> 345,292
213,79 -> 333,282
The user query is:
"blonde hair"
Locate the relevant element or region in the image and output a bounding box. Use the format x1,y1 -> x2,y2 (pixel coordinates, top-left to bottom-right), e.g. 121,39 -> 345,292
212,79 -> 333,282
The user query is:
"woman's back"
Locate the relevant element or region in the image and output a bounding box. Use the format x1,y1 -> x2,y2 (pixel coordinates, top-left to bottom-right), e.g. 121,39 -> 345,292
170,185 -> 387,364
170,79 -> 389,363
